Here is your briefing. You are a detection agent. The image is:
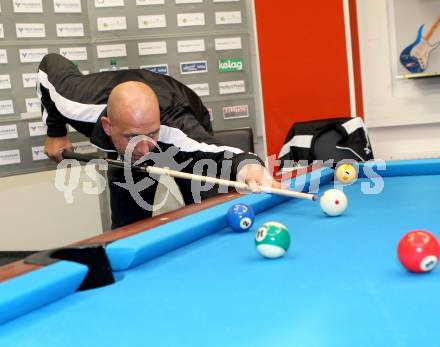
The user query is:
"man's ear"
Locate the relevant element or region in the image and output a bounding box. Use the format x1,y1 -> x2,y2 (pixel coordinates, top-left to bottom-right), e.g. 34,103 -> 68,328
101,116 -> 111,136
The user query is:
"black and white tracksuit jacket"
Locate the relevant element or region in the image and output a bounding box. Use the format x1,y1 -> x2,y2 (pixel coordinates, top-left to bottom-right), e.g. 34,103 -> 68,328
36,53 -> 262,179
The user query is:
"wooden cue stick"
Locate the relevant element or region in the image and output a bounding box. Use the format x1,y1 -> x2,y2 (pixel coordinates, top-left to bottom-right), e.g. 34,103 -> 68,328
62,151 -> 317,201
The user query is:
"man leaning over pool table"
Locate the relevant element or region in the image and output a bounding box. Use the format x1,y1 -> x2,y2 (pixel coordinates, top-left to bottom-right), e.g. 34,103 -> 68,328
37,53 -> 280,229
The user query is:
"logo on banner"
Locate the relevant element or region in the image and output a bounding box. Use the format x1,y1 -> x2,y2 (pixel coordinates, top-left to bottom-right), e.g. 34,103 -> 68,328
54,0 -> 82,13
19,48 -> 48,63
0,50 -> 7,64
26,98 -> 41,112
223,105 -> 249,120
177,39 -> 205,53
141,64 -> 169,75
29,122 -> 47,136
0,150 -> 21,166
138,41 -> 167,55
96,44 -> 127,58
60,47 -> 88,60
215,37 -> 242,51
218,58 -> 243,72
14,1 -> 43,13
180,61 -> 208,74
0,75 -> 11,89
22,73 -> 38,88
32,146 -> 49,161
73,141 -> 98,154
0,100 -> 14,115
0,125 -> 18,140
219,80 -> 245,95
187,83 -> 210,96
57,23 -> 84,37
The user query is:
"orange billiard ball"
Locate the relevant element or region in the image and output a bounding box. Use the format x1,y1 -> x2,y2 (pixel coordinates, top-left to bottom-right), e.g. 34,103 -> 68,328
335,164 -> 357,184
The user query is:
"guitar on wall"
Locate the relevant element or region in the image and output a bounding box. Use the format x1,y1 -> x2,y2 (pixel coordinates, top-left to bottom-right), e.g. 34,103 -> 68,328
400,15 -> 440,73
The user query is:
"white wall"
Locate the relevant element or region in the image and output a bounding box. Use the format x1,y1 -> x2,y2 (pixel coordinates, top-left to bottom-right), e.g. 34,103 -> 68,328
0,168 -> 103,251
247,0 -> 267,160
357,0 -> 440,160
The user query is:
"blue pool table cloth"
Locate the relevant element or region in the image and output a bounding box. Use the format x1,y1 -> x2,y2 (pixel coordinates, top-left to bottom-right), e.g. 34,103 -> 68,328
1,160 -> 440,347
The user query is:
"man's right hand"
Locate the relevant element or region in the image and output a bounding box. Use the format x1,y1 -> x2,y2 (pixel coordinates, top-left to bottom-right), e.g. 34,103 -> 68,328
44,136 -> 73,163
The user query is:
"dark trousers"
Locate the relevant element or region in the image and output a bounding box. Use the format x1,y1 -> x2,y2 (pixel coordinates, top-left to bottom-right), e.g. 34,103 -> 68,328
107,166 -> 220,229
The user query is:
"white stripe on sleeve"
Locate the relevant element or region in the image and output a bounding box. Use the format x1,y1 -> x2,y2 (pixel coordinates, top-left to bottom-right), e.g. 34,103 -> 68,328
37,70 -> 106,123
279,135 -> 313,158
158,125 -> 243,154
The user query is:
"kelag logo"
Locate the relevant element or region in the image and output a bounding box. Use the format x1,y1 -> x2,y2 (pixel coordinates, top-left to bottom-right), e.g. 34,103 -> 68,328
218,58 -> 243,72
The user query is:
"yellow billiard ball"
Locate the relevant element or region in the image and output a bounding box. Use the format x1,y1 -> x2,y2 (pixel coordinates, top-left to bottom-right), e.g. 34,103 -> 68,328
335,164 -> 357,184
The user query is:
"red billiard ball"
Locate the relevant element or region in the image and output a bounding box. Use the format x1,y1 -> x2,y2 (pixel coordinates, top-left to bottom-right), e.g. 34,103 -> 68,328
397,230 -> 440,273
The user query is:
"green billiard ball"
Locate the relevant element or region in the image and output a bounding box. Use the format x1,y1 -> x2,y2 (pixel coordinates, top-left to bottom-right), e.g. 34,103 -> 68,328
255,221 -> 290,259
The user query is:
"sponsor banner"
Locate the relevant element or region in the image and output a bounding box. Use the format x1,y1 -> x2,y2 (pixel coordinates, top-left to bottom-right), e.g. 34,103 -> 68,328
16,23 -> 46,38
138,15 -> 167,29
25,98 -> 41,113
73,141 -> 98,154
177,13 -> 205,27
219,80 -> 245,95
59,47 -> 88,61
215,37 -> 242,51
94,0 -> 124,7
0,100 -> 14,115
180,60 -> 208,74
22,73 -> 38,88
138,41 -> 167,55
0,124 -> 18,140
137,0 -> 164,4
96,44 -> 127,58
175,0 -> 203,3
187,83 -> 210,97
0,50 -> 8,64
97,17 -> 127,31
177,39 -> 205,53
31,146 -> 48,161
215,11 -> 242,25
218,58 -> 243,72
0,75 -> 11,90
19,48 -> 48,63
28,121 -> 47,136
54,0 -> 82,13
13,0 -> 43,13
141,64 -> 169,75
56,23 -> 84,37
223,105 -> 249,120
0,150 -> 21,166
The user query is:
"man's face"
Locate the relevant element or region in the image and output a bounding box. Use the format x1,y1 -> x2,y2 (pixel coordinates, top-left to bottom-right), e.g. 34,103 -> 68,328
104,81 -> 161,163
103,113 -> 160,163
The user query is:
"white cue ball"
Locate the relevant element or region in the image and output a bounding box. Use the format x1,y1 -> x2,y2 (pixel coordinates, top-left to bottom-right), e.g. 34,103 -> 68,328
319,189 -> 348,216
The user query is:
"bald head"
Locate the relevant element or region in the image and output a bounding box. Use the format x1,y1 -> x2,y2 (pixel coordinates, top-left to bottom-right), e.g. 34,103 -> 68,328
101,81 -> 161,162
107,81 -> 159,125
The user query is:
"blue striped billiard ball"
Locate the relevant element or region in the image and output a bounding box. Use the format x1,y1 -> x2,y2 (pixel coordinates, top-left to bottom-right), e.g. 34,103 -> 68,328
227,203 -> 255,232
